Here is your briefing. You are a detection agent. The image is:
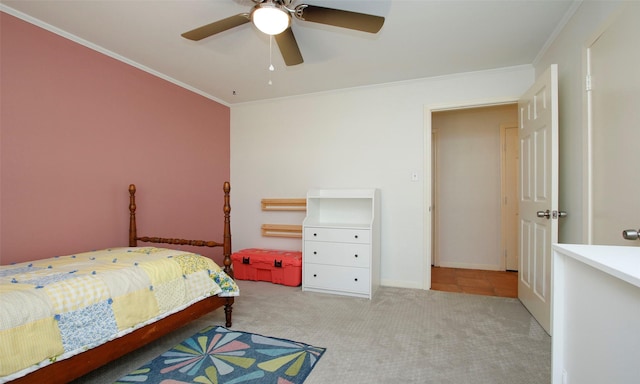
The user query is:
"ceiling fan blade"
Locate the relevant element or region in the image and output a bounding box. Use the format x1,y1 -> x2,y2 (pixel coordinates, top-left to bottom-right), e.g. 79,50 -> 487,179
295,5 -> 384,33
181,14 -> 250,41
275,28 -> 303,66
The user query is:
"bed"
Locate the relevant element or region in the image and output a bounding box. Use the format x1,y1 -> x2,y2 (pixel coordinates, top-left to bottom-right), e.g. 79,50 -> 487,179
0,182 -> 237,384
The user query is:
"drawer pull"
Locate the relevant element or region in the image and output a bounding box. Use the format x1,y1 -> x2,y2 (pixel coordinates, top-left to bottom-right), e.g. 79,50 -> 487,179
313,251 -> 317,255
354,278 -> 358,282
354,235 -> 358,239
354,254 -> 358,258
313,274 -> 317,277
313,233 -> 317,237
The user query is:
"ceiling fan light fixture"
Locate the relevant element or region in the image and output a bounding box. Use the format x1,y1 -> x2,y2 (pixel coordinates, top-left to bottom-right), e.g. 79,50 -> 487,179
251,2 -> 291,35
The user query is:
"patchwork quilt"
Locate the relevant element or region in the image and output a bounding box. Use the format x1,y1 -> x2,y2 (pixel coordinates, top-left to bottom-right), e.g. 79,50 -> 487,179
0,247 -> 239,382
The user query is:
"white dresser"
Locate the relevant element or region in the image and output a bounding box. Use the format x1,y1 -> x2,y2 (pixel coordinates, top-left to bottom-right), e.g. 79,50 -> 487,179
552,244 -> 640,384
302,189 -> 380,299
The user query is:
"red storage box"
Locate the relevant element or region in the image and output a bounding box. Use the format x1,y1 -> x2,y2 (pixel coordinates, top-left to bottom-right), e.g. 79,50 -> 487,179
231,248 -> 302,287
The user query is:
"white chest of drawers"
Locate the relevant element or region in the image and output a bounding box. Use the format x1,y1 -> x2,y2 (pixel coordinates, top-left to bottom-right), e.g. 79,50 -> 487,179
302,189 -> 380,299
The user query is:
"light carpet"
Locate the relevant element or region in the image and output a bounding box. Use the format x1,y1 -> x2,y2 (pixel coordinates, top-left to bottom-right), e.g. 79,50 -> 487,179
73,281 -> 551,384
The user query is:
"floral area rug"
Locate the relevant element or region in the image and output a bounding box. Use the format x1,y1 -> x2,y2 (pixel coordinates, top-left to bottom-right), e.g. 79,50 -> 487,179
115,326 -> 326,384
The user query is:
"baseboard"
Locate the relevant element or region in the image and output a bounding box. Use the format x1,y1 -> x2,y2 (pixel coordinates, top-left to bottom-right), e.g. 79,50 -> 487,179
435,262 -> 502,271
380,279 -> 423,290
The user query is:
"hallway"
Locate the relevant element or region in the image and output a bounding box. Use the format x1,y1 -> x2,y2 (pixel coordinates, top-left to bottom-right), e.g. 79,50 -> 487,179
431,267 -> 518,298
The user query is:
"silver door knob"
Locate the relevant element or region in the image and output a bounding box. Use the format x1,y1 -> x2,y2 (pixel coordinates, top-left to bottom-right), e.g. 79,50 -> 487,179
622,229 -> 640,240
552,210 -> 568,219
537,210 -> 550,219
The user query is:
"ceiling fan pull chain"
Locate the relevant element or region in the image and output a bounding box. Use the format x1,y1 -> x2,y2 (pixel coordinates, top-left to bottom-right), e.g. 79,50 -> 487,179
268,35 -> 274,85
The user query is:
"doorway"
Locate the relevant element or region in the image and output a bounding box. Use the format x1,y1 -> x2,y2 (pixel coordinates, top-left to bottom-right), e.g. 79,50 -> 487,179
430,104 -> 518,296
501,123 -> 519,271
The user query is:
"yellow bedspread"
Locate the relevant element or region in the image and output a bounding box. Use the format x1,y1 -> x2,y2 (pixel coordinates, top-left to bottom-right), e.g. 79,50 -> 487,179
0,247 -> 239,382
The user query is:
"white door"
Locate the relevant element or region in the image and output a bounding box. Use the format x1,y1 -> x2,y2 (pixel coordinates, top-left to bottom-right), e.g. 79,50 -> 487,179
518,64 -> 559,334
588,3 -> 640,246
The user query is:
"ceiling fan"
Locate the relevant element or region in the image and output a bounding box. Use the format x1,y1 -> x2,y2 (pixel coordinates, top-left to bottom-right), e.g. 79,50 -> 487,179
181,0 -> 385,66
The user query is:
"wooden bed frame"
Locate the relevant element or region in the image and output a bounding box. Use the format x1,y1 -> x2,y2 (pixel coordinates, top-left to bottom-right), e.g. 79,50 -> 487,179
9,182 -> 234,384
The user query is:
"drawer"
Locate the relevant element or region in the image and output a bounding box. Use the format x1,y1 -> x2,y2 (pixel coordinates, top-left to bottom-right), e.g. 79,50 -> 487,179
304,227 -> 370,244
304,264 -> 370,294
304,241 -> 370,268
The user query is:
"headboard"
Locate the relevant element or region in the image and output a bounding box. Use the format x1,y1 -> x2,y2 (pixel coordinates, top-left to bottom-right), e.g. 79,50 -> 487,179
127,182 -> 232,276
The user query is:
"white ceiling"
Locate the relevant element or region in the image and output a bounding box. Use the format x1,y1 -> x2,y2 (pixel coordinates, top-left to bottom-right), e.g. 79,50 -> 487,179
1,0 -> 578,105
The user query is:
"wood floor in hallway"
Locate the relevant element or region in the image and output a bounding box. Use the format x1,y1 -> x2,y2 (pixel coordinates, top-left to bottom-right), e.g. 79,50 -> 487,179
431,266 -> 518,298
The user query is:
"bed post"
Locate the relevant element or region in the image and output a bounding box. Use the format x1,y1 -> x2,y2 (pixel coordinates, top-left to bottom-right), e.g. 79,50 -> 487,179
222,181 -> 233,277
129,184 -> 137,247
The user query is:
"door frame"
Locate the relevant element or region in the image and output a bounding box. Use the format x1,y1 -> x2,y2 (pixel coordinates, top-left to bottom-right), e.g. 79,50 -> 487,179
582,4 -> 628,244
423,97 -> 518,290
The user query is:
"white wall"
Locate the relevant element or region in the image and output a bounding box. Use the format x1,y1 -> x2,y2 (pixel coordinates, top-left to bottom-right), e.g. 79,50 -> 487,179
533,0 -> 623,244
230,66 -> 533,289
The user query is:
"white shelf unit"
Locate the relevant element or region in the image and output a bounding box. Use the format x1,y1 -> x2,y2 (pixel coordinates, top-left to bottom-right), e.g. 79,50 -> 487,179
302,188 -> 380,299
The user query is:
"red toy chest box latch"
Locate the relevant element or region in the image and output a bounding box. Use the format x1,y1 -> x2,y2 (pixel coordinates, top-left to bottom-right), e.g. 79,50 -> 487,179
231,248 -> 302,287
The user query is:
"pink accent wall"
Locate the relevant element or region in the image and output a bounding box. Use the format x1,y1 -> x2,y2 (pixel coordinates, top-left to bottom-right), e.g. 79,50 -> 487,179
0,13 -> 231,265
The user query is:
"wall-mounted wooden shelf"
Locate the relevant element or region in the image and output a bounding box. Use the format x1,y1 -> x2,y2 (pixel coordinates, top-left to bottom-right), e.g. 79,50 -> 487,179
261,198 -> 306,211
261,224 -> 303,238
